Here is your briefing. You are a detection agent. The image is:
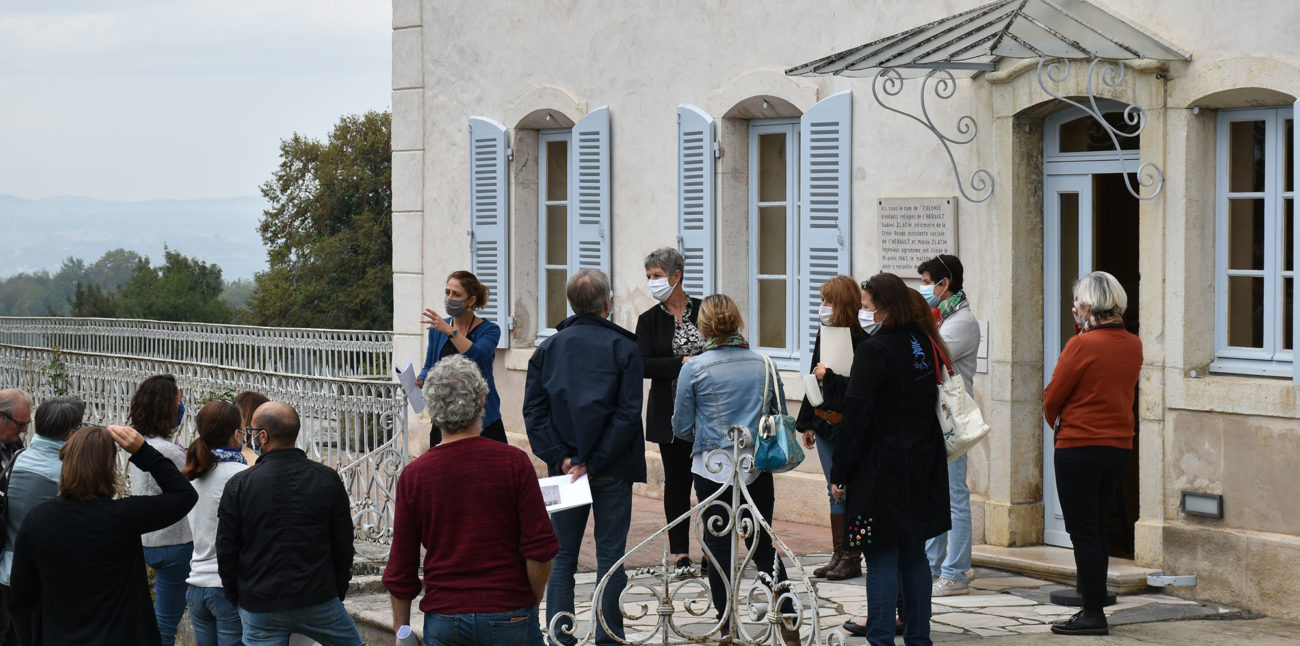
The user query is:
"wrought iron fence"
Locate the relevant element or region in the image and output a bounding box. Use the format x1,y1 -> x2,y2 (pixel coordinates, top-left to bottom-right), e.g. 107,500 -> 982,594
548,425 -> 844,645
0,342 -> 407,543
0,317 -> 393,379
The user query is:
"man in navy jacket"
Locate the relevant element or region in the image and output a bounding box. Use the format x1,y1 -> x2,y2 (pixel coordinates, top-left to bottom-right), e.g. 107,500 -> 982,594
524,268 -> 645,646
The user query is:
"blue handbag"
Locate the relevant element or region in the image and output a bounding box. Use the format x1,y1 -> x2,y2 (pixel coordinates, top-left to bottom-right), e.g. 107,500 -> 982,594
754,354 -> 805,473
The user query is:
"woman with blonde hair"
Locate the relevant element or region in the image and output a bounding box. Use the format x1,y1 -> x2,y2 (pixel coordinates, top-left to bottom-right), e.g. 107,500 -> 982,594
672,294 -> 798,645
796,275 -> 871,580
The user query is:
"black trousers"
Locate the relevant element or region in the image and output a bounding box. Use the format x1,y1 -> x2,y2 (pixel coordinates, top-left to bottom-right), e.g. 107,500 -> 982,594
1054,445 -> 1131,611
429,418 -> 507,447
693,472 -> 791,621
0,584 -> 35,646
658,439 -> 695,555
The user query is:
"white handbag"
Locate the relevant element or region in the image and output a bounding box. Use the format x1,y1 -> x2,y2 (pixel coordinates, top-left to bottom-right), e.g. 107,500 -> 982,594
929,336 -> 990,461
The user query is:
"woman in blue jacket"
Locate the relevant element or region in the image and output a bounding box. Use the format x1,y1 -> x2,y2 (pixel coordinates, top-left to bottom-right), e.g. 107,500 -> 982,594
418,270 -> 504,445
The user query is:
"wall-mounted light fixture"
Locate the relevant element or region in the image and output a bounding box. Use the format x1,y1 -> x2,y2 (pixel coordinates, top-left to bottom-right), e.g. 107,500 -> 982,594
1181,491 -> 1224,518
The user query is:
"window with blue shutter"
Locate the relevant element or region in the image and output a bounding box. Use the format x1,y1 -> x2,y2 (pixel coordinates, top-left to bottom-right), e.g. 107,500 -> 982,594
799,91 -> 853,372
570,106 -> 611,276
678,104 -> 716,298
468,116 -> 510,348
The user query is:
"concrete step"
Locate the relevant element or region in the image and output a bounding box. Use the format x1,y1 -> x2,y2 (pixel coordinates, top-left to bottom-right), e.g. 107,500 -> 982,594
972,544 -> 1157,594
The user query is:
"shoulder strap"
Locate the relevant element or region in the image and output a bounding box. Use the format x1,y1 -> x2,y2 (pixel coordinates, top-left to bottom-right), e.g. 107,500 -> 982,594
929,335 -> 955,384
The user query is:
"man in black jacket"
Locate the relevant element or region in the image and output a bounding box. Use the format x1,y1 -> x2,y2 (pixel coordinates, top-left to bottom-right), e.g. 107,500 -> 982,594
216,402 -> 362,646
524,268 -> 645,646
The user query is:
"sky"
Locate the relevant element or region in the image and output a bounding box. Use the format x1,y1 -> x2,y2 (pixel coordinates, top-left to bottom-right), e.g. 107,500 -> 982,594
0,0 -> 392,202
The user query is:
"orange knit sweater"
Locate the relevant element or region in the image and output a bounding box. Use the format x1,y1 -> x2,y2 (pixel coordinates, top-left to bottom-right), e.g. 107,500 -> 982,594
1043,326 -> 1143,450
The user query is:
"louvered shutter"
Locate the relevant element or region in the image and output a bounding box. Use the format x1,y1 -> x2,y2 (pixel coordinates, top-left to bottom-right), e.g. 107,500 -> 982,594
569,106 -> 611,276
678,105 -> 716,298
468,116 -> 510,348
1293,99 -> 1299,385
799,91 -> 853,370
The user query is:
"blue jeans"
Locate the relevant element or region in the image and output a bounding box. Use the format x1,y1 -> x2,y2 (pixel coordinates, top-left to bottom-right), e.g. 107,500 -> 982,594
425,606 -> 542,646
546,476 -> 632,646
864,541 -> 932,646
186,586 -> 243,646
925,454 -> 972,581
813,433 -> 845,514
144,542 -> 193,646
238,598 -> 364,646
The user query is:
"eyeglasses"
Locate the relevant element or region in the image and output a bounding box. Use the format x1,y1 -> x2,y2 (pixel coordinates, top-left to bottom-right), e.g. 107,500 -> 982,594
0,412 -> 30,429
244,426 -> 265,434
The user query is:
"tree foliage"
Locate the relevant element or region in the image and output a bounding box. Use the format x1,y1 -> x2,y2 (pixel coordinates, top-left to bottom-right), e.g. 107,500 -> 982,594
244,110 -> 393,330
115,249 -> 232,322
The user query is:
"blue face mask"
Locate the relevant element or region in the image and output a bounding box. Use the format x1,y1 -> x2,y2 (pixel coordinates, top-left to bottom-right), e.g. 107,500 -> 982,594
177,402 -> 186,426
919,283 -> 941,308
248,429 -> 266,457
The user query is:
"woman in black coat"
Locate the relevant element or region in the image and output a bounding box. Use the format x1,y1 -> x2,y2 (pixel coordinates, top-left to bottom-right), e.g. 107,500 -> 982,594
795,275 -> 869,580
831,273 -> 950,646
635,247 -> 704,576
12,424 -> 198,646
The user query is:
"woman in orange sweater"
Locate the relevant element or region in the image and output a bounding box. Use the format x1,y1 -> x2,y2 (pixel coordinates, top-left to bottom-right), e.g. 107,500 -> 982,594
1043,271 -> 1142,637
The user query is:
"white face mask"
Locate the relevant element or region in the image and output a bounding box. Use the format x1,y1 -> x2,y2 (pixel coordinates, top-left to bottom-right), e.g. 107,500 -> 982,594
818,305 -> 834,326
859,309 -> 880,334
648,277 -> 676,302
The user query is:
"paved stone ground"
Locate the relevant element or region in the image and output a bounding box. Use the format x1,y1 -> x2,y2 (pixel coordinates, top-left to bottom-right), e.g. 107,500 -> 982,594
340,494 -> 1285,645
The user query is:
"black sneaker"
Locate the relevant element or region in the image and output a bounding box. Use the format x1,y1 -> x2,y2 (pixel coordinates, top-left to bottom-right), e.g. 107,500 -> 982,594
1051,610 -> 1109,636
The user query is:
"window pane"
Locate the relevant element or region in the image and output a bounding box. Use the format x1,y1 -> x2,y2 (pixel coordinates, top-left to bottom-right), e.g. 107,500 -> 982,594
1058,113 -> 1140,153
545,205 -> 567,265
757,206 -> 787,274
546,140 -> 568,201
1228,120 -> 1266,193
1286,277 -> 1294,351
1059,192 -> 1079,353
1286,118 -> 1294,193
1226,275 -> 1265,348
1227,199 -> 1266,270
545,269 -> 568,329
756,278 -> 786,348
1288,198 -> 1295,272
757,133 -> 787,202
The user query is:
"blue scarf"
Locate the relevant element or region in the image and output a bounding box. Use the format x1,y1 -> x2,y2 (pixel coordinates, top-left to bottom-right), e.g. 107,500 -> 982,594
211,446 -> 247,465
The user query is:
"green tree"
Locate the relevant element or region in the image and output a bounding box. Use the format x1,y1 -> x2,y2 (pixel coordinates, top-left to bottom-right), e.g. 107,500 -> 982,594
244,111 -> 393,330
117,249 -> 233,323
84,248 -> 146,292
69,281 -> 119,317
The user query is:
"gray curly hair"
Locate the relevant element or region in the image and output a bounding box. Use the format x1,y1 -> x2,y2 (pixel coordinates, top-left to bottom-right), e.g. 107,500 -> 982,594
422,355 -> 488,433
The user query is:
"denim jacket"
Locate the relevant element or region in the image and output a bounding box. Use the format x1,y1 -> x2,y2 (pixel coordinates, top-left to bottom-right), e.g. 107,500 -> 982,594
671,346 -> 785,455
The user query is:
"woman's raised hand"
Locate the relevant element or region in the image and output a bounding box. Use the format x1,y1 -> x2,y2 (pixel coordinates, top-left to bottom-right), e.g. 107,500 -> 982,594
422,308 -> 452,334
107,425 -> 145,454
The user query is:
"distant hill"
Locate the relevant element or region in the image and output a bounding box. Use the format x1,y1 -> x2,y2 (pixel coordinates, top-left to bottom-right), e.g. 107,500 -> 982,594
0,194 -> 267,280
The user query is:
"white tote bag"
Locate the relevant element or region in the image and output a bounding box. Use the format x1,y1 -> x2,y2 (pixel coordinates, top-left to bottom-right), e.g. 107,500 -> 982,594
929,336 -> 990,461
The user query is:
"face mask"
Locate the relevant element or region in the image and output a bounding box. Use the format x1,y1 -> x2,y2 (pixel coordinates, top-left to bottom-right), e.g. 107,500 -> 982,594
249,430 -> 266,457
177,402 -> 186,426
444,297 -> 467,317
818,305 -> 834,326
859,309 -> 880,334
648,277 -> 675,302
919,283 -> 941,308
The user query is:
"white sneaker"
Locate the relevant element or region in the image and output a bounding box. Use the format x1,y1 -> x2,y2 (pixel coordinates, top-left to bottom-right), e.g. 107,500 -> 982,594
932,577 -> 969,596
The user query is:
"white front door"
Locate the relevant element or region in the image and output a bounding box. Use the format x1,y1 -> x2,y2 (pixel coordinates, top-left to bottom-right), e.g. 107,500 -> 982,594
1042,173 -> 1093,548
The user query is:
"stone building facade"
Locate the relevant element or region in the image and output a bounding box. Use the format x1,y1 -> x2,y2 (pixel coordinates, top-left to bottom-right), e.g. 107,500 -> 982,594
391,0 -> 1300,620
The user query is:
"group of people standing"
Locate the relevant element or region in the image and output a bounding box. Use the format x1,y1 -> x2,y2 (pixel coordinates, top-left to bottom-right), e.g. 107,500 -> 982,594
0,380 -> 365,646
393,249 -> 1142,646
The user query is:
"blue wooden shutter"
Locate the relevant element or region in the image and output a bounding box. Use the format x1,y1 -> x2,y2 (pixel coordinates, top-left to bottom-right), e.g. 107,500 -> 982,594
468,116 -> 510,348
799,91 -> 853,370
570,106 -> 611,276
678,105 -> 716,298
1293,99 -> 1299,385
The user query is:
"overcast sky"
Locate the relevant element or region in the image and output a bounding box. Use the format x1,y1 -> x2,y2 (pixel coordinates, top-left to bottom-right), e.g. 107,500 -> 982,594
0,0 -> 391,201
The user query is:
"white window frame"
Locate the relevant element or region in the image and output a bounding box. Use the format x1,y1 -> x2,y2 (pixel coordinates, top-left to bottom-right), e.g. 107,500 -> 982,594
537,128 -> 572,338
748,119 -> 800,364
1212,106 -> 1295,377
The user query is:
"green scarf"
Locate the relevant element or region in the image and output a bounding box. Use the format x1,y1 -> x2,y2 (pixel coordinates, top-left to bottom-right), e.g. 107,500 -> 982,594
938,290 -> 967,320
703,332 -> 749,351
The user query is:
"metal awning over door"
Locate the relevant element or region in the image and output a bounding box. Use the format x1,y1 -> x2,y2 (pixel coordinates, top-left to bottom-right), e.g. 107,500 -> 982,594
787,0 -> 1191,202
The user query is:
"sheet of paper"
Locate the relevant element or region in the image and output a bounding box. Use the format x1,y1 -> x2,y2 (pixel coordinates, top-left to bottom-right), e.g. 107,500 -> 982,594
820,325 -> 854,376
395,361 -> 426,413
539,474 -> 593,514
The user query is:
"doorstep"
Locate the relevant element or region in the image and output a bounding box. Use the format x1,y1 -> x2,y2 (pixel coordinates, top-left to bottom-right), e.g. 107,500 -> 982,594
972,544 -> 1156,594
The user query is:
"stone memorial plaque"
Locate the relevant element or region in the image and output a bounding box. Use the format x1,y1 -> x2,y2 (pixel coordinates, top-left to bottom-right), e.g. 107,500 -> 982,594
878,197 -> 956,274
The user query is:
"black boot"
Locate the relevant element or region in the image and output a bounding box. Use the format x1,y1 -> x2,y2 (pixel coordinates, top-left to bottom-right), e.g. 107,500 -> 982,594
1051,609 -> 1109,636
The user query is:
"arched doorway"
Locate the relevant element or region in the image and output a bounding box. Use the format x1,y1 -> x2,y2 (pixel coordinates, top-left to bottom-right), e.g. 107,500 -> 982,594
1041,100 -> 1142,557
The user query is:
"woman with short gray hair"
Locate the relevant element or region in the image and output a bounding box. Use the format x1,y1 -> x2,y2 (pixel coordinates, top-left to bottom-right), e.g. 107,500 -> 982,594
1043,271 -> 1142,636
384,354 -> 559,646
634,247 -> 705,577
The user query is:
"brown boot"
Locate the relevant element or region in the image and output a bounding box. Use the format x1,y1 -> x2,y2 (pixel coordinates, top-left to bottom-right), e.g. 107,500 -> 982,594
812,513 -> 845,577
824,547 -> 862,580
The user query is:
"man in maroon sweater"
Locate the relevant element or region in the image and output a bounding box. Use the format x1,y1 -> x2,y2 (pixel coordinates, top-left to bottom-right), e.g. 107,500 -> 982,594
384,355 -> 559,646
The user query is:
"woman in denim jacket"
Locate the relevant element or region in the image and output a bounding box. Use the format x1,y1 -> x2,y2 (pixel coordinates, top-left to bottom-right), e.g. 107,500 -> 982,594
671,294 -> 797,645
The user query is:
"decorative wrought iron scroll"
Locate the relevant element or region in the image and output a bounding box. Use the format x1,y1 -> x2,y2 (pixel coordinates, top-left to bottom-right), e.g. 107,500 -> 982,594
547,425 -> 845,645
872,68 -> 994,204
1036,57 -> 1165,200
